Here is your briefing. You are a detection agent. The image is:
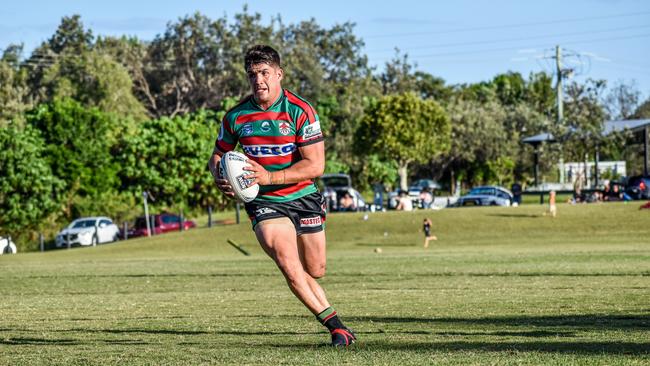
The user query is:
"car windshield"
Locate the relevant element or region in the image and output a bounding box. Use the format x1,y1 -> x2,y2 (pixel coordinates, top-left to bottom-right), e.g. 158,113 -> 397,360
469,187 -> 495,196
71,220 -> 96,228
322,176 -> 349,187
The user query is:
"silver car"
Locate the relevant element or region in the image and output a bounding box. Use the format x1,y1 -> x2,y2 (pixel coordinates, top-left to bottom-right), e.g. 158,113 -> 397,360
55,217 -> 120,248
453,186 -> 513,207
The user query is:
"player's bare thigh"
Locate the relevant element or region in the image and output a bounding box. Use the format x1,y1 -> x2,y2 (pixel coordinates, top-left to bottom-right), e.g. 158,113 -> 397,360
298,231 -> 327,279
254,217 -> 297,260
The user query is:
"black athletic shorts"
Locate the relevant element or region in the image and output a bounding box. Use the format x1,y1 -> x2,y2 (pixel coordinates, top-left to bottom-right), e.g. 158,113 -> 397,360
244,192 -> 327,235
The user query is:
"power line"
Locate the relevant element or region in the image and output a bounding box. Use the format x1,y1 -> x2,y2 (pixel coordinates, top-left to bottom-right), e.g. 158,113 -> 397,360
366,24 -> 650,54
364,10 -> 650,39
371,33 -> 650,61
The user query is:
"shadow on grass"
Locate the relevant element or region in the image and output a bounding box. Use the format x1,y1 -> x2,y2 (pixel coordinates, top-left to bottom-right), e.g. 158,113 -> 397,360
486,213 -> 541,218
66,328 -> 322,336
0,337 -> 80,345
342,340 -> 649,354
355,243 -> 415,247
410,330 -> 577,337
347,314 -> 650,331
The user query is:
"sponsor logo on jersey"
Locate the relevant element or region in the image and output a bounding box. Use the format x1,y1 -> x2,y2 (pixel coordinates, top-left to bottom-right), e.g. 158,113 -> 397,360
300,216 -> 322,228
242,123 -> 254,136
255,207 -> 277,216
301,121 -> 322,140
242,143 -> 296,157
260,121 -> 271,132
279,122 -> 291,135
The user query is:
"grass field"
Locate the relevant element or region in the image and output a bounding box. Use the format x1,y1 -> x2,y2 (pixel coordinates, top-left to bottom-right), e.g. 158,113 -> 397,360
1,202 -> 649,365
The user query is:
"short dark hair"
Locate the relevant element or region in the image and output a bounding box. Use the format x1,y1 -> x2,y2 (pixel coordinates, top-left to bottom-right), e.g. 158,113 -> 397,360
244,45 -> 281,71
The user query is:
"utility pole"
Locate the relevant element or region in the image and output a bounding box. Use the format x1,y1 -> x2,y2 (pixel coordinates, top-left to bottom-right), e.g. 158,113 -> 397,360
556,45 -> 565,185
556,45 -> 563,125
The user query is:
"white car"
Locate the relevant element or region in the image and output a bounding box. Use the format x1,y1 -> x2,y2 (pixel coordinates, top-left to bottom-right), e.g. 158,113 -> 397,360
0,236 -> 17,254
55,217 -> 120,248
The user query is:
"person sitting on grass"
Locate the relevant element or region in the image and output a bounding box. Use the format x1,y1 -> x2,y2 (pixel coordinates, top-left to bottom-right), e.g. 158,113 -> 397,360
339,192 -> 356,212
396,191 -> 413,211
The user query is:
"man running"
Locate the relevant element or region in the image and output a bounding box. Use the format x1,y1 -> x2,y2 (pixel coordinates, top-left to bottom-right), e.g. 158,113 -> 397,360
208,45 -> 356,346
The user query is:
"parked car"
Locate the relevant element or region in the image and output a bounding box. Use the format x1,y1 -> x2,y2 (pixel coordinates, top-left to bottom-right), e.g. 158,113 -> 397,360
624,175 -> 650,200
319,173 -> 367,212
452,186 -> 513,207
55,217 -> 120,248
0,236 -> 17,254
128,213 -> 197,238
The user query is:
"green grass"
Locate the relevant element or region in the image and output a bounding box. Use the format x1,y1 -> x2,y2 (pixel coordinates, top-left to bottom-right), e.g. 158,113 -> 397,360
1,202 -> 649,365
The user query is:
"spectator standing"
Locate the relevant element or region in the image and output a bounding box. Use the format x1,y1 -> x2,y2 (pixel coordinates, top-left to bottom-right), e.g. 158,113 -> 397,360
511,182 -> 522,206
419,188 -> 433,209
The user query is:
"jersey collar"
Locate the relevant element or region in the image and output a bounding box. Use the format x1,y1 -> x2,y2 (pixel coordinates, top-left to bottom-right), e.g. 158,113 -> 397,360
251,89 -> 286,111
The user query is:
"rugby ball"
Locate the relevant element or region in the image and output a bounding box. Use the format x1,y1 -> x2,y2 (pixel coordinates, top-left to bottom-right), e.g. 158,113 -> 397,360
220,151 -> 259,203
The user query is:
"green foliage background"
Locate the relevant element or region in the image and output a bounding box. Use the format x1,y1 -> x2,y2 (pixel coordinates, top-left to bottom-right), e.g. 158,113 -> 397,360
0,10 -> 647,250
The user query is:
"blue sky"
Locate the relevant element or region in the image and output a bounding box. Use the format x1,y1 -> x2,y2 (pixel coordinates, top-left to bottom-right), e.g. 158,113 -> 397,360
2,0 -> 649,99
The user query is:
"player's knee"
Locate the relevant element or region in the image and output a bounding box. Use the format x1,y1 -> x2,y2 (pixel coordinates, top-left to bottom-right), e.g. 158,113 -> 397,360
307,263 -> 326,279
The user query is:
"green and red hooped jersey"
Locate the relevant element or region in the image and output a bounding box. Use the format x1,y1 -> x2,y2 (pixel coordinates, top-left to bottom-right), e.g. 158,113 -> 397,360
215,89 -> 324,202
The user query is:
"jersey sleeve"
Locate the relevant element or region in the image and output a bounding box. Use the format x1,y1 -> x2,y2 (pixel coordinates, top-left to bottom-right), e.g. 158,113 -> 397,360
295,106 -> 324,147
215,114 -> 238,153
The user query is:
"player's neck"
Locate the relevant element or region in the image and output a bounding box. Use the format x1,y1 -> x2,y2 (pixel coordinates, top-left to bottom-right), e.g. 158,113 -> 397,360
254,90 -> 283,110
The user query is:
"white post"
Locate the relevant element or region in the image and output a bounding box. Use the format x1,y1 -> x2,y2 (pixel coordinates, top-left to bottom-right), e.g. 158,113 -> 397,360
143,192 -> 151,237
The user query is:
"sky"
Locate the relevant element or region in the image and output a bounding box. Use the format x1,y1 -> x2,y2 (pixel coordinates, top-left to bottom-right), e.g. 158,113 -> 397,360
2,0 -> 649,99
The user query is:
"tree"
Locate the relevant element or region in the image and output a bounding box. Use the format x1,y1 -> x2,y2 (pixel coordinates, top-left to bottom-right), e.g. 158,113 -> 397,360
604,80 -> 641,120
559,79 -> 608,187
492,72 -> 527,106
0,44 -> 31,126
26,99 -> 123,218
439,97 -> 513,187
118,110 -> 226,210
379,51 -> 417,95
24,16 -> 147,121
0,124 -> 61,243
632,97 -> 650,119
356,92 -> 451,190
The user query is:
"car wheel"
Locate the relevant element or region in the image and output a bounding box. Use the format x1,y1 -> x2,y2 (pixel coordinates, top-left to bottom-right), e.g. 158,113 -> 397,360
113,233 -> 120,242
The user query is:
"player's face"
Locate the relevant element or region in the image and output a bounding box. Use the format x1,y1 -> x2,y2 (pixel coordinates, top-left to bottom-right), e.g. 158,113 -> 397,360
247,63 -> 283,109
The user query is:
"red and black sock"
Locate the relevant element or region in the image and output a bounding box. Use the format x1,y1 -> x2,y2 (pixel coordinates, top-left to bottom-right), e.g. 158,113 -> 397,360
316,307 -> 345,331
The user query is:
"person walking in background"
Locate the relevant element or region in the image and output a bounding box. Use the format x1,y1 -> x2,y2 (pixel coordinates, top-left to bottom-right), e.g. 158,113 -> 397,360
423,218 -> 437,248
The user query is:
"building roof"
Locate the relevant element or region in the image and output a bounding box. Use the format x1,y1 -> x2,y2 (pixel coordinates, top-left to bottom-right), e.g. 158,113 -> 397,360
603,119 -> 650,136
521,132 -> 556,144
522,119 -> 650,143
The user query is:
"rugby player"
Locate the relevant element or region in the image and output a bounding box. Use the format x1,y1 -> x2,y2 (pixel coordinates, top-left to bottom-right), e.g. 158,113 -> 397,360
208,45 -> 356,346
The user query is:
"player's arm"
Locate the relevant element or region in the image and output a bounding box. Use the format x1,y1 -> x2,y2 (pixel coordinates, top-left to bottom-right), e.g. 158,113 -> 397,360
246,141 -> 324,185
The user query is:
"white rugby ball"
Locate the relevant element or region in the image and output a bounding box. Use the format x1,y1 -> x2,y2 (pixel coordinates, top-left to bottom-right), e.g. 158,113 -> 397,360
220,151 -> 259,203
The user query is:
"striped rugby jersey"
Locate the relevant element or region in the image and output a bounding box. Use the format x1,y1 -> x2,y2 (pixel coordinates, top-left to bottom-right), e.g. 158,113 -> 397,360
215,89 -> 324,202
